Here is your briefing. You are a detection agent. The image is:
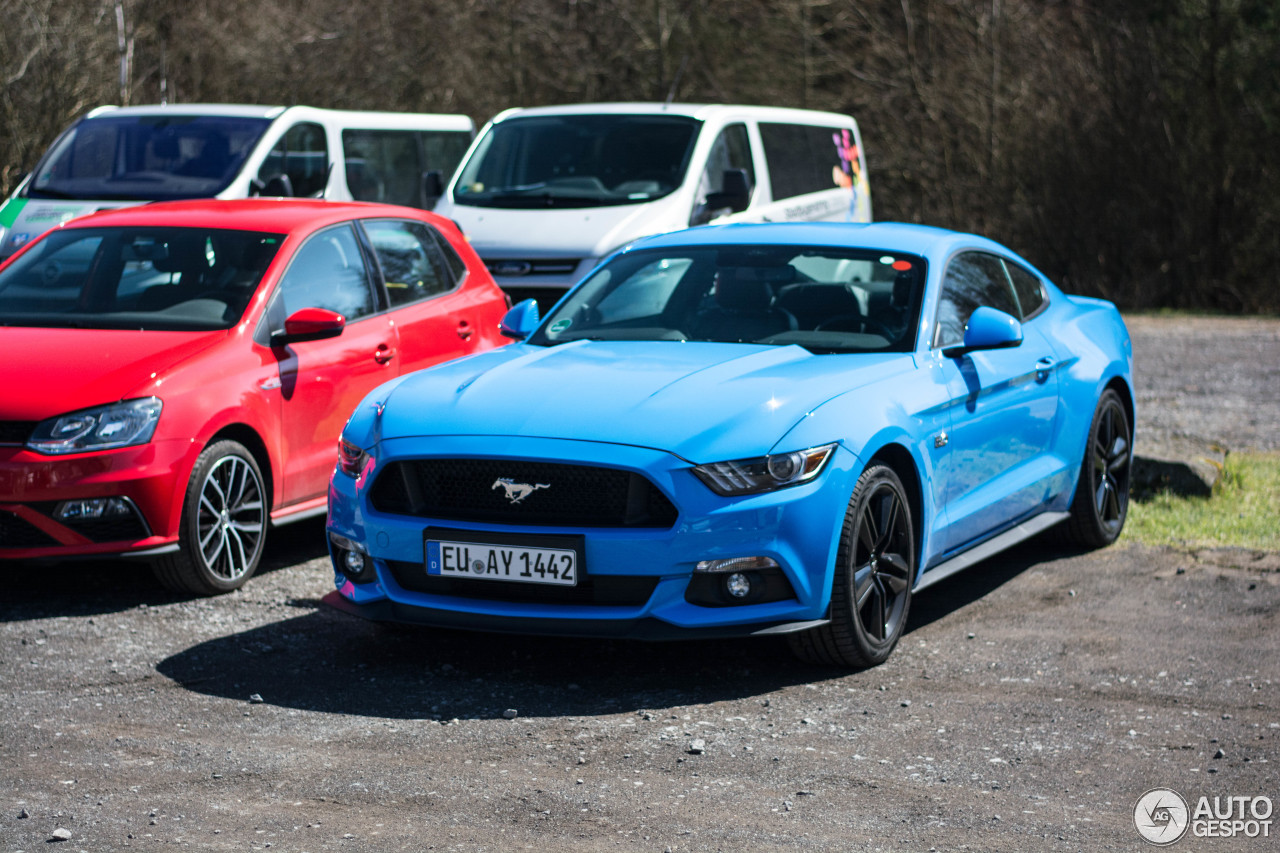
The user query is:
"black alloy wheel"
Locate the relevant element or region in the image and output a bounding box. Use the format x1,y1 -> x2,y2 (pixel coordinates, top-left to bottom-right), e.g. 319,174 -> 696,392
790,463 -> 915,668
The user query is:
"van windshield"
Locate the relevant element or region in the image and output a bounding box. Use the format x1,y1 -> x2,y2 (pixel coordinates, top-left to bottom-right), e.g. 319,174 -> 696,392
452,114 -> 699,209
26,114 -> 272,202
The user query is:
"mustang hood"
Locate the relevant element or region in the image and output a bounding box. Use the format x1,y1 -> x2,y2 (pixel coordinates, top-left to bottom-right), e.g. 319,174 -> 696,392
0,327 -> 226,420
376,341 -> 911,462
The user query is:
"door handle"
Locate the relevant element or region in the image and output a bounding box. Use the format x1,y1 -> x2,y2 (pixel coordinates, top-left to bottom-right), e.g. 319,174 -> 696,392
456,320 -> 474,341
374,344 -> 396,365
1035,356 -> 1055,381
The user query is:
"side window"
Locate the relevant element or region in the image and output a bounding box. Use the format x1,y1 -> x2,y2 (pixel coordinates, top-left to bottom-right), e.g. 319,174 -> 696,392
427,228 -> 468,282
258,122 -> 329,197
934,252 -> 1020,349
363,219 -> 454,307
342,129 -> 424,207
277,224 -> 375,321
757,122 -> 847,202
1005,260 -> 1047,319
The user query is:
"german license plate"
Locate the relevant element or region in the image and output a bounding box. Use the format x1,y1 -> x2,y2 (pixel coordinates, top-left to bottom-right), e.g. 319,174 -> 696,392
425,536 -> 578,586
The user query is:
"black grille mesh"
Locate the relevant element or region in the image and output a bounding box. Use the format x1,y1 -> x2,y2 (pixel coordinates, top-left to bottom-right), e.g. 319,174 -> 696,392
387,559 -> 659,605
0,422 -> 35,444
370,459 -> 677,528
0,511 -> 60,548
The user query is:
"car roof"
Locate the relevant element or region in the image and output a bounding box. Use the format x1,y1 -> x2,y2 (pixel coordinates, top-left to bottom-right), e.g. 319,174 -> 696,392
622,221 -> 1006,259
57,198 -> 432,235
490,102 -> 855,125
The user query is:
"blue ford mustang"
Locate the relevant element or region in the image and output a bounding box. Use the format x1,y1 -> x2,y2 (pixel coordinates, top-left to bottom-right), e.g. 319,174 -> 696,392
325,223 -> 1133,667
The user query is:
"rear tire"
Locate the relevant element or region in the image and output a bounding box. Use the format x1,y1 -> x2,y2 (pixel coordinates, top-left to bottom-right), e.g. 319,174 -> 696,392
152,440 -> 267,595
1061,388 -> 1131,548
789,464 -> 915,668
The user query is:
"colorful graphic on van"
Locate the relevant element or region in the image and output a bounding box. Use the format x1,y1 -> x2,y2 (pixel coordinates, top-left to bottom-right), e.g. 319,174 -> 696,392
831,129 -> 869,221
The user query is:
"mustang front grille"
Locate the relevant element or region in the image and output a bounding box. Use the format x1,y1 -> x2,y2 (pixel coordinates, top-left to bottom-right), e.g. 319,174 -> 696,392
369,459 -> 678,528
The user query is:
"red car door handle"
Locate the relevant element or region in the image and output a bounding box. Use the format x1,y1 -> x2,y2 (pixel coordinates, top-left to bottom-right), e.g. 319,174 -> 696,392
374,344 -> 396,365
456,320 -> 474,340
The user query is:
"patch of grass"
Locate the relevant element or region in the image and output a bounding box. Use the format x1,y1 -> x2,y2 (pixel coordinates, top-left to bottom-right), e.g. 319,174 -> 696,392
1125,452 -> 1280,549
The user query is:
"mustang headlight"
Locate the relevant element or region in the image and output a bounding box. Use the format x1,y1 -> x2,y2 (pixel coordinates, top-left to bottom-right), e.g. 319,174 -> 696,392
27,398 -> 163,455
693,443 -> 837,497
337,438 -> 371,478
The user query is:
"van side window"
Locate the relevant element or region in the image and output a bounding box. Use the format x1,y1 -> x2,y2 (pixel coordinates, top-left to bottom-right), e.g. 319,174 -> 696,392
258,123 -> 329,197
934,252 -> 1021,349
342,130 -> 421,207
276,224 -> 375,321
1004,260 -> 1048,319
691,124 -> 754,225
758,123 -> 847,202
362,219 -> 455,306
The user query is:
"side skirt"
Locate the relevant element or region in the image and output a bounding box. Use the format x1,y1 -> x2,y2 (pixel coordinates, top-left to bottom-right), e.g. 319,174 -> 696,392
914,511 -> 1070,593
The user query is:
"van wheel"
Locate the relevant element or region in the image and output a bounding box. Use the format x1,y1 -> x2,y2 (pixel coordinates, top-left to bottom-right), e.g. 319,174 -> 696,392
789,464 -> 915,668
152,440 -> 267,595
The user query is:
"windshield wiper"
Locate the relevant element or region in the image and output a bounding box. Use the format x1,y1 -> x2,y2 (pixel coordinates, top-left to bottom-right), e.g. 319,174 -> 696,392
24,187 -> 81,200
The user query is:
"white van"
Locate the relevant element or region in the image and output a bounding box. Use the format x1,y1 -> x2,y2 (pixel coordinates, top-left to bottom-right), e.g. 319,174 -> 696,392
434,102 -> 872,306
0,104 -> 474,259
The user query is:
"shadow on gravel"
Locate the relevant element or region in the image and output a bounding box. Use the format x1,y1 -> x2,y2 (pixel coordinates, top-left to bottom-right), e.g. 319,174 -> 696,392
905,538 -> 1062,633
155,539 -> 1062,720
0,518 -> 328,622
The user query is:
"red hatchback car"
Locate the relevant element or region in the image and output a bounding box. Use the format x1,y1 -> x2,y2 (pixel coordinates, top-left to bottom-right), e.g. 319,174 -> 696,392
0,198 -> 509,593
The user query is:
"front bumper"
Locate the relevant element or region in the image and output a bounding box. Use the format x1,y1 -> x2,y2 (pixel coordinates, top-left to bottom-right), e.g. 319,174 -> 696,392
326,434 -> 856,639
0,439 -> 195,559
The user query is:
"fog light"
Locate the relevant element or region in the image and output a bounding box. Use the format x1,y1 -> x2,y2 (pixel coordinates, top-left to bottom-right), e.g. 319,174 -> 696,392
343,550 -> 366,574
55,497 -> 133,521
724,572 -> 751,598
695,555 -> 779,573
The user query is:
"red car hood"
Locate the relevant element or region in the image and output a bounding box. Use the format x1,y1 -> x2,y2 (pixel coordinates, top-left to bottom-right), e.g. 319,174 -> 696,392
0,327 -> 227,421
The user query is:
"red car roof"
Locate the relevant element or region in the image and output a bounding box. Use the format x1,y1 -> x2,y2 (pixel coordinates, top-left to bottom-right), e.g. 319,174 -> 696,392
61,198 -> 439,235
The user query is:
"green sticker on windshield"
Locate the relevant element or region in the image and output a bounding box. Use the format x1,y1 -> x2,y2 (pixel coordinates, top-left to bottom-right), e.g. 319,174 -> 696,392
549,319 -> 572,334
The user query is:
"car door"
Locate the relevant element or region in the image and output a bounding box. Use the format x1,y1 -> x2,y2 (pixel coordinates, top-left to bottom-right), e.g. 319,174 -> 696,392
360,218 -> 484,373
263,223 -> 400,508
932,251 -> 1062,553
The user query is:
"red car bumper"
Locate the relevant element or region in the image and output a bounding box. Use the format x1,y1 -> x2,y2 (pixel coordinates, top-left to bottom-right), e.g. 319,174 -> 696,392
0,438 -> 197,559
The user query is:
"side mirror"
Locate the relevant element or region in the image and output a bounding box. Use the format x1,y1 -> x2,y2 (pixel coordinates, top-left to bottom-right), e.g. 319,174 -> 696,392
261,173 -> 295,197
944,306 -> 1023,358
421,170 -> 445,207
499,299 -> 540,341
272,307 -> 346,346
706,168 -> 752,215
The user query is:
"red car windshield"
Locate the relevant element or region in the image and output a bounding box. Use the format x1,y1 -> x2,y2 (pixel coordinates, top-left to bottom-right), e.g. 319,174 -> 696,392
0,226 -> 283,331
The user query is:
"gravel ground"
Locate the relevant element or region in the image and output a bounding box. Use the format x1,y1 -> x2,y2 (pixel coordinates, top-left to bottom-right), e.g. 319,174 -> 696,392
2,315 -> 1278,852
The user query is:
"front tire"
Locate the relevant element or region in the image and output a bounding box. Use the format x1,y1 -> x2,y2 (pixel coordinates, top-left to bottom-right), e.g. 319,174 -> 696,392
789,464 -> 915,668
152,440 -> 268,595
1061,388 -> 1131,548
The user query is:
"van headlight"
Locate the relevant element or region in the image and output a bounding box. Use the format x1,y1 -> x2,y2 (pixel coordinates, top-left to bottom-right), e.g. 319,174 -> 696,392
27,398 -> 163,455
693,443 -> 836,496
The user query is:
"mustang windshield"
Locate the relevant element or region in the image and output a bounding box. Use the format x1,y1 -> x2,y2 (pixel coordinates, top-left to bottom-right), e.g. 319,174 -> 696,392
0,226 -> 282,331
531,245 -> 927,353
452,114 -> 699,208
26,114 -> 272,201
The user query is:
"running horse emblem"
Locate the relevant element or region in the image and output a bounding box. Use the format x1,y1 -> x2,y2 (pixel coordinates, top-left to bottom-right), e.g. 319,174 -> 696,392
492,478 -> 550,504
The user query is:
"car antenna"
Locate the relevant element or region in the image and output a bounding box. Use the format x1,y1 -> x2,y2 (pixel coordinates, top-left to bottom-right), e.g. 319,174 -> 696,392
664,54 -> 689,107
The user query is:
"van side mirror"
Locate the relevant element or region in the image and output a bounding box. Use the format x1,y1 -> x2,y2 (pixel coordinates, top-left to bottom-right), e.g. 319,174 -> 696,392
261,174 -> 295,197
707,169 -> 752,215
421,170 -> 445,207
